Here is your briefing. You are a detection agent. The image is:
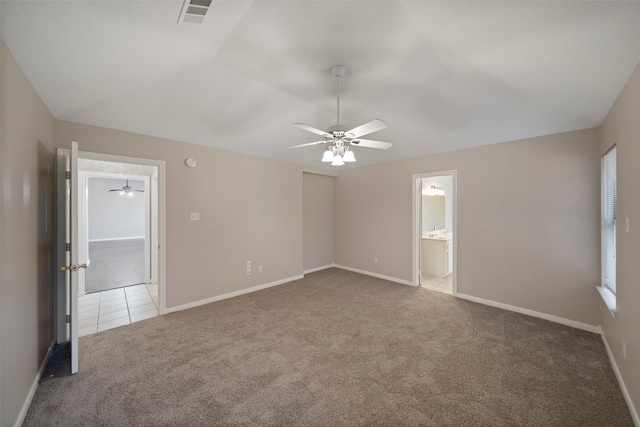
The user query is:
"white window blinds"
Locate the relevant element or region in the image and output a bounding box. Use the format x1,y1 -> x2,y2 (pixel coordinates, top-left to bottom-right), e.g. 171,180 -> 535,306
602,146 -> 617,294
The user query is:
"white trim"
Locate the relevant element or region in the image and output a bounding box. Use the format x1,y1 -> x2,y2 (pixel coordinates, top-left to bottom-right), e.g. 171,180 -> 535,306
600,329 -> 640,426
596,286 -> 617,317
14,340 -> 55,427
601,146 -> 617,295
156,161 -> 166,314
88,236 -> 146,242
334,264 -> 413,286
455,292 -> 600,333
164,275 -> 304,314
303,264 -> 335,274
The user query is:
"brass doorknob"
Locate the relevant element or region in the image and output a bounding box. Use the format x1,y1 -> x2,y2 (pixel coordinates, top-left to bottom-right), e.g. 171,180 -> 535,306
60,263 -> 88,272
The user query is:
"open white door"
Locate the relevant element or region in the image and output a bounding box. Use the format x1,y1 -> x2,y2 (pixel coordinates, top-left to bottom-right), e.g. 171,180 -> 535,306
70,141 -> 80,373
61,141 -> 83,374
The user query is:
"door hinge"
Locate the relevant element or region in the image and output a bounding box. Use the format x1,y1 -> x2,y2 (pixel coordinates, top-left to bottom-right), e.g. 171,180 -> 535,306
65,171 -> 71,179
66,315 -> 70,324
66,243 -> 71,251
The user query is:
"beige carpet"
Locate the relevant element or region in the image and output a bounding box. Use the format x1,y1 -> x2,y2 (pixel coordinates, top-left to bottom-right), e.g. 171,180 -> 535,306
25,268 -> 632,426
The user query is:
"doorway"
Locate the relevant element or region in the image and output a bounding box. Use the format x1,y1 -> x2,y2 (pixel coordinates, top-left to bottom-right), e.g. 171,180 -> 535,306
80,175 -> 148,295
55,150 -> 166,344
78,170 -> 158,336
412,171 -> 457,294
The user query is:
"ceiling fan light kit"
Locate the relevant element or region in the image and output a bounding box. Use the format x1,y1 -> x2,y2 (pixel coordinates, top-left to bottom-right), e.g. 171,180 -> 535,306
331,155 -> 345,167
342,150 -> 356,162
289,65 -> 392,166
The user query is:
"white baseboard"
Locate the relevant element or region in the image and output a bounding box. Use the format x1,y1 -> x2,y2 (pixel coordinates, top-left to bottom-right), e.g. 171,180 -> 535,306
14,340 -> 55,427
303,264 -> 335,274
455,292 -> 600,334
600,329 -> 640,426
333,264 -> 413,287
165,275 -> 304,314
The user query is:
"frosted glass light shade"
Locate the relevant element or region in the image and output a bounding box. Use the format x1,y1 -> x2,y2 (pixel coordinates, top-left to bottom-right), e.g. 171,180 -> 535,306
331,155 -> 345,166
343,150 -> 356,162
321,149 -> 334,162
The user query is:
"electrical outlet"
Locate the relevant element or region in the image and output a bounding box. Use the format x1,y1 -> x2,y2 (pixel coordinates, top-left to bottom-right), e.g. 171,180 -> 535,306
190,212 -> 200,221
247,261 -> 251,275
625,218 -> 630,233
374,256 -> 378,263
259,266 -> 263,273
622,340 -> 627,358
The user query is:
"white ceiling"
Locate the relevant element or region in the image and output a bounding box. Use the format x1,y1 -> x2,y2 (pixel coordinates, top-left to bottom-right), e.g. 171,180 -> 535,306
3,1 -> 640,169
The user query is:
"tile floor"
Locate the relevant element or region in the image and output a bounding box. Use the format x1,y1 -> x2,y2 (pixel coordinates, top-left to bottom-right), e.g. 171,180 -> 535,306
421,274 -> 453,294
78,283 -> 159,337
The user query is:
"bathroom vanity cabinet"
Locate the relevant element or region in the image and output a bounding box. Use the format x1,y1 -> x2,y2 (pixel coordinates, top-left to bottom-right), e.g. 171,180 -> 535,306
421,235 -> 452,278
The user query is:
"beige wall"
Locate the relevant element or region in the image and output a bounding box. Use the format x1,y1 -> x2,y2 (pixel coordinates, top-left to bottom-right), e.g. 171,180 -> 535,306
55,121 -> 334,308
303,173 -> 334,271
599,62 -> 640,417
1,41 -> 56,426
335,128 -> 601,326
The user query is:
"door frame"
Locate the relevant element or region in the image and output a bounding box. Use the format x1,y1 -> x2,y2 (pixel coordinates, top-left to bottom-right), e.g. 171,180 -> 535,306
54,149 -> 166,344
412,170 -> 457,292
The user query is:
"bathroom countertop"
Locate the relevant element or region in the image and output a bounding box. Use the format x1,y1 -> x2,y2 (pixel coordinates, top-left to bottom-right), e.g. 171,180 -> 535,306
422,233 -> 453,241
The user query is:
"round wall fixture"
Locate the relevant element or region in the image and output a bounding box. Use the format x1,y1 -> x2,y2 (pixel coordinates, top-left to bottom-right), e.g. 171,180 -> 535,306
185,158 -> 197,168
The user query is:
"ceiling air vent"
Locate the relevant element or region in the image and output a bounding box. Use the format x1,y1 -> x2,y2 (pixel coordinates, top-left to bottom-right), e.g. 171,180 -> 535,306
178,0 -> 212,24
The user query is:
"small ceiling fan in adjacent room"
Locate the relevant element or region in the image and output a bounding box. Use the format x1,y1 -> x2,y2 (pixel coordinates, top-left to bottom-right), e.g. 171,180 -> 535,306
109,179 -> 144,197
288,65 -> 392,166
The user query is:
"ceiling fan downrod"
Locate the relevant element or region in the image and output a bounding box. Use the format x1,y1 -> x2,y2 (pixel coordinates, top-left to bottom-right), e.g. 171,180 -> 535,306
331,65 -> 346,127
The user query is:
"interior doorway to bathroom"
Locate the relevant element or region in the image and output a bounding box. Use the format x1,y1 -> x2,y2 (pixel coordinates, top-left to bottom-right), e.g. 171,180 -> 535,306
412,171 -> 457,295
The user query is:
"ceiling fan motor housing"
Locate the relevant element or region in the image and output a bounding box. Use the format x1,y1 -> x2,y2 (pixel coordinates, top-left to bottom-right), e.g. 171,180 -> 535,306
326,124 -> 353,139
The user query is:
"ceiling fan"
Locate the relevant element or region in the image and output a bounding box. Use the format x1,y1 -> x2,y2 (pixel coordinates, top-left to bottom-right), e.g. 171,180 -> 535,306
288,65 -> 392,166
109,179 -> 144,196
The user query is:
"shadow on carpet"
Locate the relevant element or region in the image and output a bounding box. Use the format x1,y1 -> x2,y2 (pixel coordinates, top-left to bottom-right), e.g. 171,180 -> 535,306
39,342 -> 71,384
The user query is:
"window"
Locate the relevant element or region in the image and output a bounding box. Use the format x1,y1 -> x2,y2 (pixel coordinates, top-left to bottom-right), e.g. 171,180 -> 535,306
599,146 -> 616,313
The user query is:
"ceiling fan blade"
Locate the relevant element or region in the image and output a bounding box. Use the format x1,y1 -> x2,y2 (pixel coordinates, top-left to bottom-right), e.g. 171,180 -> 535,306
346,119 -> 387,138
287,140 -> 328,149
350,139 -> 392,150
134,190 -> 145,192
293,123 -> 331,138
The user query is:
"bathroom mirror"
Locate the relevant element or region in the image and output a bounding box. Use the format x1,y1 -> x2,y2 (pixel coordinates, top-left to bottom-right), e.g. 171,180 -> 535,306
422,195 -> 445,232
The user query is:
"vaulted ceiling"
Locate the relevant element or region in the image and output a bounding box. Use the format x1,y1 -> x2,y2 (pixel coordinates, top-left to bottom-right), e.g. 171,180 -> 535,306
3,1 -> 640,168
